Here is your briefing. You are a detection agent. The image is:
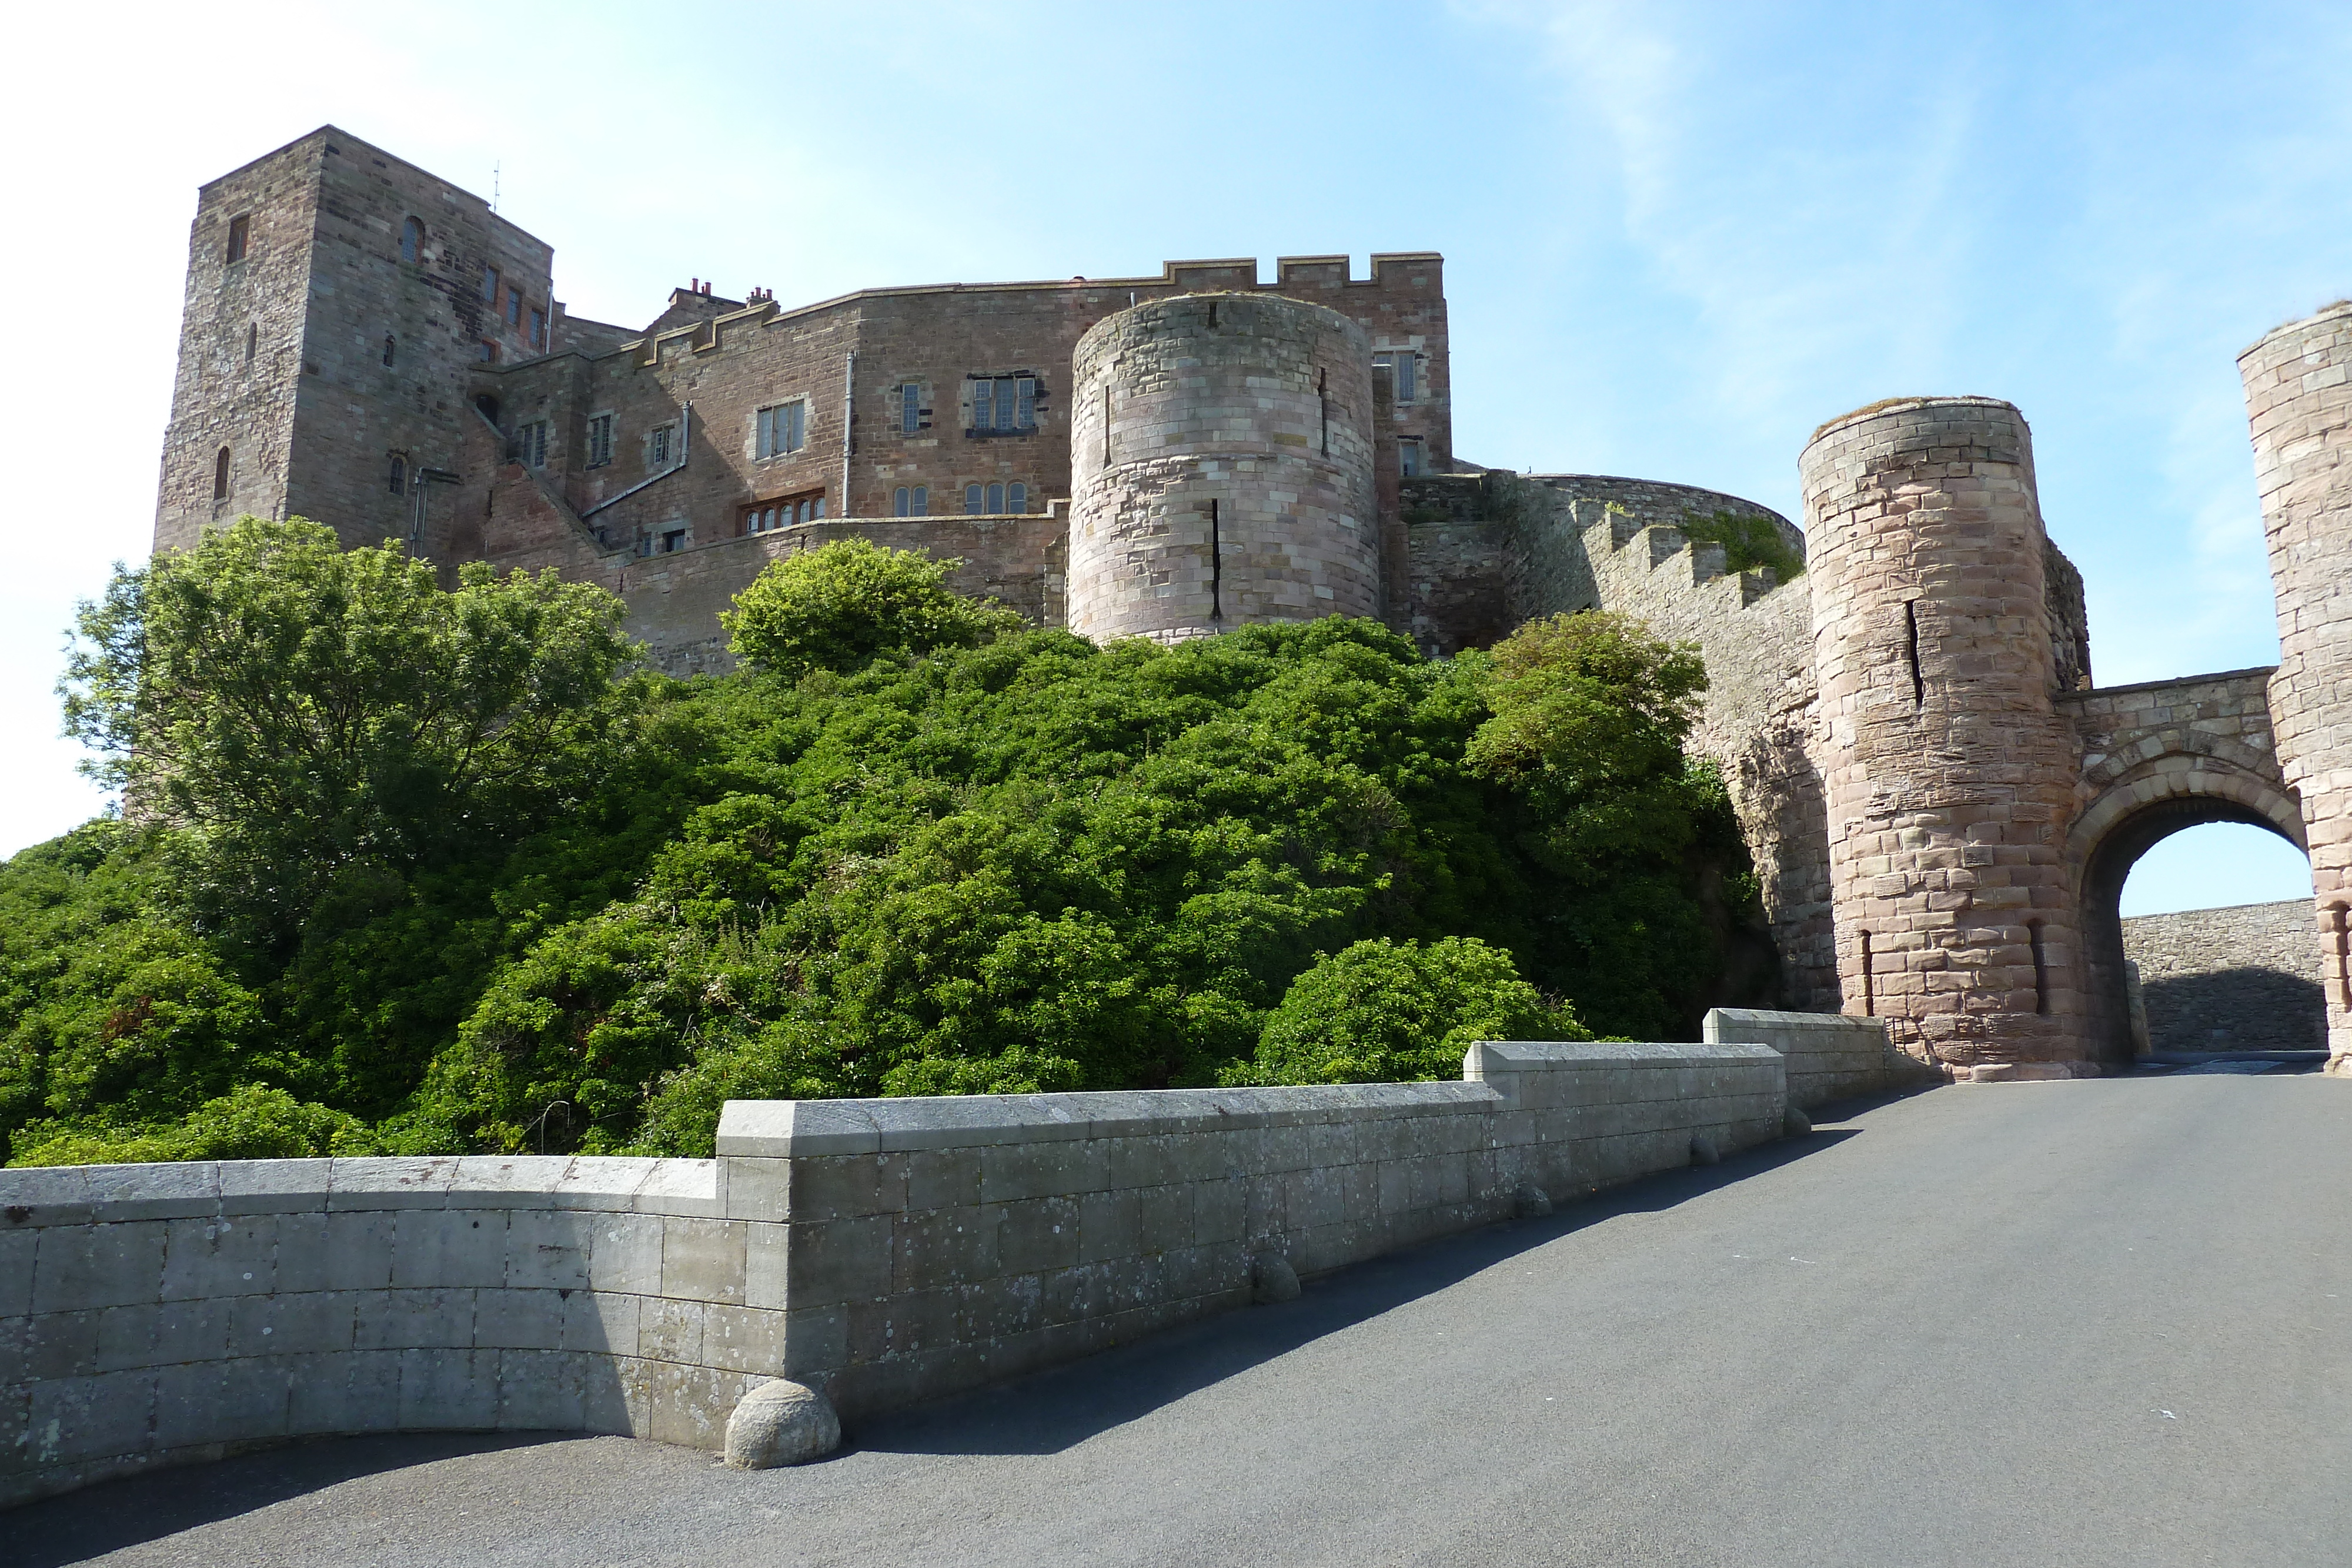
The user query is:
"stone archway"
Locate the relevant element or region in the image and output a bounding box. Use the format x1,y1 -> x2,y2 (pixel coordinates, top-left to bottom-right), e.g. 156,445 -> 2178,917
2068,758 -> 2306,1068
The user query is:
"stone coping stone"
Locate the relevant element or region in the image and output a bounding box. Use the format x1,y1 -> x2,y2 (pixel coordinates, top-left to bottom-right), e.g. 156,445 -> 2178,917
715,1082 -> 1502,1158
1467,1039 -> 1786,1074
0,1155 -> 720,1227
1703,1008 -> 1888,1038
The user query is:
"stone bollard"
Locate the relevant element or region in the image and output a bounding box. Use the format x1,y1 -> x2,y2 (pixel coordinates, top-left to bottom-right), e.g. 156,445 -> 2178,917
1512,1182 -> 1553,1219
1783,1108 -> 1812,1137
1689,1133 -> 1720,1166
1251,1251 -> 1301,1303
724,1379 -> 841,1469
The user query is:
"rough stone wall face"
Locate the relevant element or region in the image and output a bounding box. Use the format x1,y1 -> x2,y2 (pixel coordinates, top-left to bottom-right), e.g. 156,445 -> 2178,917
2238,302 -> 2352,1071
1802,398 -> 2092,1079
155,140 -> 323,550
2119,900 -> 2326,1053
2043,539 -> 2093,694
1065,295 -> 1378,642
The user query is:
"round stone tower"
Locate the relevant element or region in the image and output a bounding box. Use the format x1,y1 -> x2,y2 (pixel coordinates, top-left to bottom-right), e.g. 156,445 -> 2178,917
1067,293 -> 1378,643
1800,397 -> 2091,1081
2240,301 -> 2352,1073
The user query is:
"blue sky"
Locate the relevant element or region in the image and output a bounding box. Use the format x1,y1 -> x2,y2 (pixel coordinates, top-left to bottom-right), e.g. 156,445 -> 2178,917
2,0 -> 2343,914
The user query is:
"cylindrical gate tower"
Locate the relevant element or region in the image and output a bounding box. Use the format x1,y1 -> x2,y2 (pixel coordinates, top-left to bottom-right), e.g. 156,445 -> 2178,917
1800,397 -> 2091,1081
2240,302 -> 2352,1074
1066,293 -> 1378,643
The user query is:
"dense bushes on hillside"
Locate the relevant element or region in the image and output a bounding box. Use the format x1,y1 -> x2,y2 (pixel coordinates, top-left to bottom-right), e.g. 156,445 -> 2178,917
0,521 -> 1770,1165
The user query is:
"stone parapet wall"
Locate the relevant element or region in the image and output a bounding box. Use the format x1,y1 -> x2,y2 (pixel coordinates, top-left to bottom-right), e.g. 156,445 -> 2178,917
0,1156 -> 777,1510
3,1031 -> 1847,1502
719,1040 -> 1785,1420
1702,1007 -> 1936,1106
2120,900 -> 2326,1054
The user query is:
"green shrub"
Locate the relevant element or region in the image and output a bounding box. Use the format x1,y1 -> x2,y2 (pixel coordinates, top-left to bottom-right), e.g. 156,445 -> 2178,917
720,538 -> 1024,677
3,536 -> 1766,1163
1235,936 -> 1587,1085
9,1085 -> 369,1167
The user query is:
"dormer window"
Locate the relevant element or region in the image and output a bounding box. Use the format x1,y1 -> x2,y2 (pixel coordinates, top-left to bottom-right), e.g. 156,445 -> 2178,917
225,213 -> 250,265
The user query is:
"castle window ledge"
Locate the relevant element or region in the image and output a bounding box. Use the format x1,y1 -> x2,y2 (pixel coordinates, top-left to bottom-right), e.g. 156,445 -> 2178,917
964,425 -> 1039,440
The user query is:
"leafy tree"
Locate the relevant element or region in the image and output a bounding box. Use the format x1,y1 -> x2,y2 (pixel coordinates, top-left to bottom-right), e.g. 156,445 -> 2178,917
720,537 -> 1024,677
60,516 -> 637,950
1465,611 -> 1709,871
1235,936 -> 1587,1085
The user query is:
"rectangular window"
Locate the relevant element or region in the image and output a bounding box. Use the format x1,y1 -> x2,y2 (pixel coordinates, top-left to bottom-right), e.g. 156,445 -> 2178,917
662,528 -> 687,554
650,424 -> 673,466
756,401 -> 806,459
517,421 -> 548,469
225,213 -> 250,264
1375,352 -> 1419,404
1399,439 -> 1422,477
587,414 -> 614,467
902,383 -> 921,434
967,376 -> 1040,435
529,307 -> 546,349
479,341 -> 499,363
507,292 -> 522,326
482,265 -> 501,303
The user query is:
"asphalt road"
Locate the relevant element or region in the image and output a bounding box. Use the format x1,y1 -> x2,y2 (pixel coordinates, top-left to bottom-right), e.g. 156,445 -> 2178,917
11,1073 -> 2350,1567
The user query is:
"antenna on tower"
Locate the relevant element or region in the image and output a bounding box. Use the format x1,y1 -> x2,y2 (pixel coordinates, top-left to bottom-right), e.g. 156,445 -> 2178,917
492,160 -> 501,212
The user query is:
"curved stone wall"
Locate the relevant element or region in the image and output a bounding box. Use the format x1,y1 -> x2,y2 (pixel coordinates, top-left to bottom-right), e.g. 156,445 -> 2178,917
1066,293 -> 1377,643
0,1156 -> 787,1508
1802,397 -> 2090,1080
2239,302 -> 2352,1071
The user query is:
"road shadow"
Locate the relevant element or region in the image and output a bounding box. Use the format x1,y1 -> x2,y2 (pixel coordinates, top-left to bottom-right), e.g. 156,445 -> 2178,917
848,1125 -> 1862,1459
2,1430 -> 590,1566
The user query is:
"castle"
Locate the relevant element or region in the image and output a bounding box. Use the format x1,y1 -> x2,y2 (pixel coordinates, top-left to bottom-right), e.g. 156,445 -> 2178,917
158,126 -> 2352,1081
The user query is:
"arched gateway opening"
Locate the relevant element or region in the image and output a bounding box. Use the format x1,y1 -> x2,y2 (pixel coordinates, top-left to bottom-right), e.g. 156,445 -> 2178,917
2075,790 -> 2309,1068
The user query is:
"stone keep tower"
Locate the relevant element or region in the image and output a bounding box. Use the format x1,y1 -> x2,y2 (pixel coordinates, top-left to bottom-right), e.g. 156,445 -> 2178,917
156,127 -> 556,560
2241,302 -> 2352,1071
1802,398 -> 2092,1081
1066,294 -> 1378,642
